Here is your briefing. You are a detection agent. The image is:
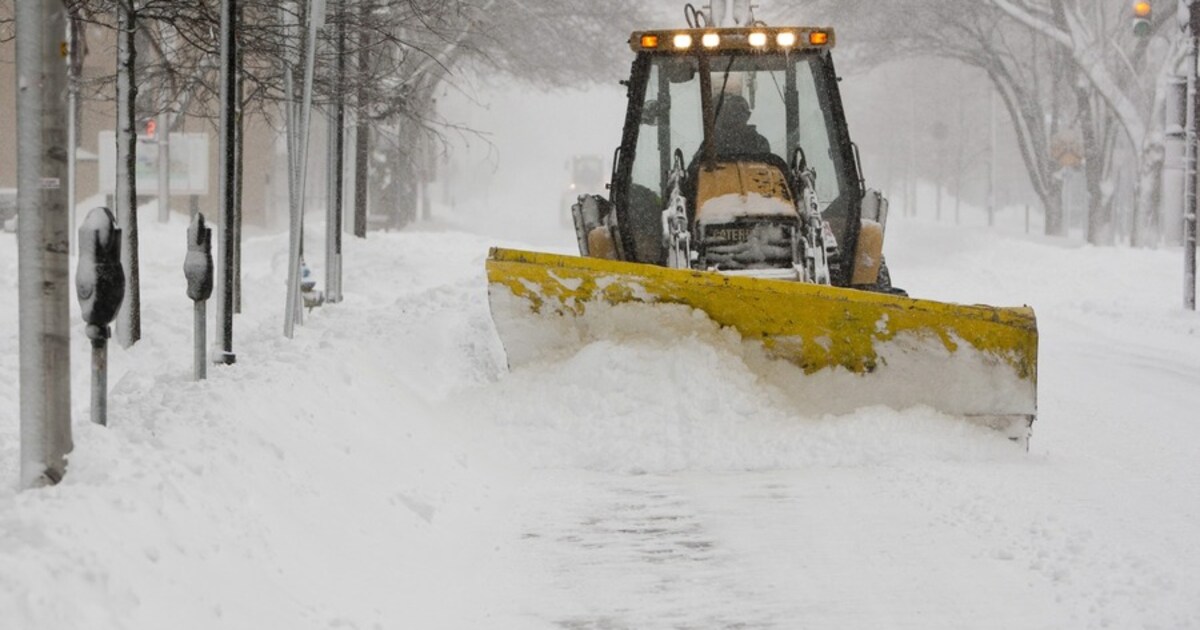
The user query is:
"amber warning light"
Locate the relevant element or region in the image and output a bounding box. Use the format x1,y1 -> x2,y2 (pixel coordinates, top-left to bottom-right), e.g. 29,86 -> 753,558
1132,1 -> 1152,37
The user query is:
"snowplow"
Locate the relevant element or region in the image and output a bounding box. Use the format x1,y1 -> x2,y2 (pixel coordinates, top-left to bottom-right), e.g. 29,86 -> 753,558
486,7 -> 1039,445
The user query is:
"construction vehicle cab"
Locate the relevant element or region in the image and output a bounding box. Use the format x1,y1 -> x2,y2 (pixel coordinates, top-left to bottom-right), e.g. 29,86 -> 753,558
574,26 -> 890,289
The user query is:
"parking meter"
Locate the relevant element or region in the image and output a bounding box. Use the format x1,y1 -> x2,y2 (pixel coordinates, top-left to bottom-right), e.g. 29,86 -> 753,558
185,213 -> 214,302
185,213 -> 214,380
76,207 -> 125,341
75,207 -> 125,426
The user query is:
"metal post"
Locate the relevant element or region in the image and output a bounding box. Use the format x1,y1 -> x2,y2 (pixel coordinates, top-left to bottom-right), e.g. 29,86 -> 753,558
329,0 -> 346,302
216,0 -> 237,363
90,337 -> 108,426
16,0 -> 73,489
233,1 -> 245,315
284,63 -> 302,336
67,89 -> 77,254
988,87 -> 997,229
1185,2 -> 1198,310
907,69 -> 917,218
67,15 -> 80,256
1164,78 -> 1188,246
157,112 -> 171,223
194,302 -> 207,379
285,0 -> 324,337
326,109 -> 337,301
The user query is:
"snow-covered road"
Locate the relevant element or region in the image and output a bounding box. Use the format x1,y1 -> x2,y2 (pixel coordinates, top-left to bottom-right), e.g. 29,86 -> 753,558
2,213 -> 1198,629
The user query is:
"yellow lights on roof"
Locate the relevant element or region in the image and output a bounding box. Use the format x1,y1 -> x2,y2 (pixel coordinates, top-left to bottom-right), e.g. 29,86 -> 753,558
632,28 -> 834,52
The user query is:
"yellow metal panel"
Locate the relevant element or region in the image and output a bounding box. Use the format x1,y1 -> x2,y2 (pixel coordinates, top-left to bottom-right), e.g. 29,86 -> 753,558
486,247 -> 1037,384
851,220 -> 884,286
695,161 -> 793,209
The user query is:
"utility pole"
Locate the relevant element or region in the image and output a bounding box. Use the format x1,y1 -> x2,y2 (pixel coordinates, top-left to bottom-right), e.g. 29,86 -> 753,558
215,0 -> 238,363
16,0 -> 72,488
988,86 -> 997,229
326,0 -> 345,302
284,0 -> 325,337
1184,0 -> 1198,310
234,5 -> 245,315
66,13 -> 82,256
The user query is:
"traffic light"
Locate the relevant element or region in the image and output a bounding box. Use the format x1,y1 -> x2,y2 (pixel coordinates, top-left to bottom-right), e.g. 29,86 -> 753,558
1134,1 -> 1153,37
144,118 -> 157,139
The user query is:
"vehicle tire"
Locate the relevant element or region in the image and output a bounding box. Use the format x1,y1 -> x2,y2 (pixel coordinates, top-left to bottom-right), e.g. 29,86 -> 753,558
876,257 -> 908,297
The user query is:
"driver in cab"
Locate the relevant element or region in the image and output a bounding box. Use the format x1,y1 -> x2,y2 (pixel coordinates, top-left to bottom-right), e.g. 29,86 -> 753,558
712,93 -> 771,156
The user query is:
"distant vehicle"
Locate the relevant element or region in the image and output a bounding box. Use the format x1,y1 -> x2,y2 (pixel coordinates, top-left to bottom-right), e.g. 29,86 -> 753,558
562,155 -> 606,227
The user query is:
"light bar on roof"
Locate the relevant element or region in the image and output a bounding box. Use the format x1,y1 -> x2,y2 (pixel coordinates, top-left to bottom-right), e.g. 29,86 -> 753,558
630,27 -> 836,52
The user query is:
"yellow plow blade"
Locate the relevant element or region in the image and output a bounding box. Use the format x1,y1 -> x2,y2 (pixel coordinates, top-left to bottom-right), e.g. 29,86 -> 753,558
486,247 -> 1038,441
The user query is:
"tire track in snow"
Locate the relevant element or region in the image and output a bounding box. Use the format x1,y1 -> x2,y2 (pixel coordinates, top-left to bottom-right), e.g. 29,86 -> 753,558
512,474 -> 778,629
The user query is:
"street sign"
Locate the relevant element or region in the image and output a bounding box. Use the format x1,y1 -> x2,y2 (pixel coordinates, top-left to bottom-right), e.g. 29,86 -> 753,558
97,131 -> 209,195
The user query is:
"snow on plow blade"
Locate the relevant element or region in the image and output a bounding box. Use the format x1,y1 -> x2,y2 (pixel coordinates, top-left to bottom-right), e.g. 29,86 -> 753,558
486,247 -> 1038,444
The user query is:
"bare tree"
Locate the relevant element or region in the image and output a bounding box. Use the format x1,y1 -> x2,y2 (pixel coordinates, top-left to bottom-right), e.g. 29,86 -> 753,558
788,0 -> 1181,245
114,0 -> 141,347
985,0 -> 1184,246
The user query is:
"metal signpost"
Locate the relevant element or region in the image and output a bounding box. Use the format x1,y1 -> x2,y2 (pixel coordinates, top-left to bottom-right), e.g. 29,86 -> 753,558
285,0 -> 327,338
216,0 -> 238,363
1185,0 -> 1199,310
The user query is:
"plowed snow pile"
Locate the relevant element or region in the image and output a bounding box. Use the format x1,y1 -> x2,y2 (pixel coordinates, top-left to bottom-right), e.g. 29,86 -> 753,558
2,213 -> 1198,629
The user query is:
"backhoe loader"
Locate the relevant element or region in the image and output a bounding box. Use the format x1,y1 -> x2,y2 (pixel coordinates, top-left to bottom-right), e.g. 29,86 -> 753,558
486,4 -> 1039,445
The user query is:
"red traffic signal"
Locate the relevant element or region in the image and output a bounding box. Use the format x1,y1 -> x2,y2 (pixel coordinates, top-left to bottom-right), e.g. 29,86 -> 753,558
145,119 -> 157,139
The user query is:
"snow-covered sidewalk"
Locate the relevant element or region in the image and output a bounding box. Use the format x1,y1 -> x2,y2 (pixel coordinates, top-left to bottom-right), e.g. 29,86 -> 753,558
2,215 -> 1198,628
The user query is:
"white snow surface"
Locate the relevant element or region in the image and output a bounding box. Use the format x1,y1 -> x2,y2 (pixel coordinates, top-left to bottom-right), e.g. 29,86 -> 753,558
697,192 -> 796,224
2,212 -> 1199,629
